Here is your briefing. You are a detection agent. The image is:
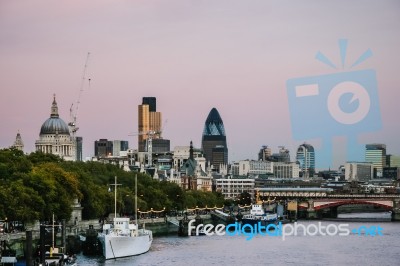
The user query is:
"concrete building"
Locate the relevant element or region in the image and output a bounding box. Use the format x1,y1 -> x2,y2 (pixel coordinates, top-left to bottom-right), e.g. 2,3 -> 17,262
273,162 -> 300,178
258,145 -> 272,161
112,140 -> 129,156
94,139 -> 113,157
344,162 -> 374,181
238,160 -> 273,176
35,95 -> 76,161
214,177 -> 255,199
173,145 -> 204,171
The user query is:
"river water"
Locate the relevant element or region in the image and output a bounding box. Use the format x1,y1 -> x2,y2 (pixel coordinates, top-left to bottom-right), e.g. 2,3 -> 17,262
76,213 -> 400,266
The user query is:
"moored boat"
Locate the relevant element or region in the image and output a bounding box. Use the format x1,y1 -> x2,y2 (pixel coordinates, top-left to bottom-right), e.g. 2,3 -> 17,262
241,191 -> 278,227
98,176 -> 153,260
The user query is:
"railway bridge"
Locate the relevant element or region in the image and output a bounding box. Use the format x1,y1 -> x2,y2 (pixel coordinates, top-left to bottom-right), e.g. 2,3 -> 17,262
257,188 -> 400,220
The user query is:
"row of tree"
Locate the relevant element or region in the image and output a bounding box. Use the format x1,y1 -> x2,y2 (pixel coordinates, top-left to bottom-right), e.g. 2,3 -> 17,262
0,148 -> 226,224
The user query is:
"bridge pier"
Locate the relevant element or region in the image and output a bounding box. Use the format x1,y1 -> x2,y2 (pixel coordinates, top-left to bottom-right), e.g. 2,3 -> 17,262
327,206 -> 338,218
306,200 -> 318,219
392,200 -> 400,221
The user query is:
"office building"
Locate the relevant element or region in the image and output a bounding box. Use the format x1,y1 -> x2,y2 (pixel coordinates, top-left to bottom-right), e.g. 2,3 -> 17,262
296,143 -> 315,178
138,97 -> 162,152
201,108 -> 228,171
344,162 -> 374,181
365,144 -> 386,178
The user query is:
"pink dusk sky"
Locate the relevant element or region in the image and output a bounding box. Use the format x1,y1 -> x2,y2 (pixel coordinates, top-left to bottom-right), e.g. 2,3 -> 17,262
1,0 -> 399,169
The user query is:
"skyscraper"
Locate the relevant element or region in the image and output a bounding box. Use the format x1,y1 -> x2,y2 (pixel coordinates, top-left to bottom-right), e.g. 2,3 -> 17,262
296,143 -> 315,178
201,108 -> 228,171
138,97 -> 162,152
365,144 -> 387,178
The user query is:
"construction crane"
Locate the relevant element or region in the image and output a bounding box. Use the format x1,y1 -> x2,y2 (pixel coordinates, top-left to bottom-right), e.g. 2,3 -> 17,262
68,52 -> 91,138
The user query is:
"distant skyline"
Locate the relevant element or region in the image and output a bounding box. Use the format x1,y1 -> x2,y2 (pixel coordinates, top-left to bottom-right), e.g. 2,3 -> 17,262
1,1 -> 399,169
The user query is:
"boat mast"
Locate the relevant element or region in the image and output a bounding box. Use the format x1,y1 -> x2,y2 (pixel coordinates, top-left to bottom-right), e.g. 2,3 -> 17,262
110,176 -> 121,219
114,176 -> 117,219
135,174 -> 138,226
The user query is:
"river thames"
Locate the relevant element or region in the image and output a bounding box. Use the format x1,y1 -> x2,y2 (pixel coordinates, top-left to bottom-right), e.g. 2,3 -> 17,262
76,213 -> 399,266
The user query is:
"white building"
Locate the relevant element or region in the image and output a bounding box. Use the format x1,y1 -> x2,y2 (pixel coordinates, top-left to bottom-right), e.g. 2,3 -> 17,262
345,162 -> 374,181
273,162 -> 300,178
214,177 -> 255,199
238,160 -> 273,176
35,95 -> 76,161
173,145 -> 204,171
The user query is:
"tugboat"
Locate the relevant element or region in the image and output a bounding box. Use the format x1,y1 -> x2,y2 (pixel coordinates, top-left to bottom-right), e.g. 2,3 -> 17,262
241,191 -> 278,227
81,224 -> 101,255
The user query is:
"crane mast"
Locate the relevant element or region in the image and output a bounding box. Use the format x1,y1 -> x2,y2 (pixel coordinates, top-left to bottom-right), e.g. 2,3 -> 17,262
69,52 -> 91,138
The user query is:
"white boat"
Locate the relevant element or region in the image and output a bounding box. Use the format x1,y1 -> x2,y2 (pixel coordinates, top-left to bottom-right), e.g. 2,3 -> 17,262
241,192 -> 278,227
241,204 -> 278,227
98,176 -> 153,259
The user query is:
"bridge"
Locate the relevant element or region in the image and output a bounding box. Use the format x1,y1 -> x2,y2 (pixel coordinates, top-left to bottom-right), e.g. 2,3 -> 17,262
257,188 -> 400,220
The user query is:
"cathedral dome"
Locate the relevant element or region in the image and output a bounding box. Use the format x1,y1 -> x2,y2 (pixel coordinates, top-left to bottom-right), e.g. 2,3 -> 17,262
40,117 -> 70,135
39,95 -> 70,135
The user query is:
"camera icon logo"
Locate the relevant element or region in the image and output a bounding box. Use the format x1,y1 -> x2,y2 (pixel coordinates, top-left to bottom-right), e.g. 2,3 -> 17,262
286,40 -> 382,167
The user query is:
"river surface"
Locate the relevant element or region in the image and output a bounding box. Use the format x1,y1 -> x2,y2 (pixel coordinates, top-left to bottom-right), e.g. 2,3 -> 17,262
76,213 -> 400,266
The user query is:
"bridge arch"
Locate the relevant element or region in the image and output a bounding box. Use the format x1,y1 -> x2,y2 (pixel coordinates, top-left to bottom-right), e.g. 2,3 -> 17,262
314,199 -> 393,211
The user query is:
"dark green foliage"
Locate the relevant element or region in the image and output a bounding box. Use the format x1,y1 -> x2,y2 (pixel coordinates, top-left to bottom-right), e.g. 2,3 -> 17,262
0,148 -> 225,224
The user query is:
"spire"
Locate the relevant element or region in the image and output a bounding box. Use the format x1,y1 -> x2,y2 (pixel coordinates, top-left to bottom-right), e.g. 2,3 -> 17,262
189,141 -> 194,160
50,94 -> 59,118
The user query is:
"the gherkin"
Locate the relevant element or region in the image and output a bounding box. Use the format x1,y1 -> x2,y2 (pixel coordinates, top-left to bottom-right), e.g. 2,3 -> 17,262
201,108 -> 228,170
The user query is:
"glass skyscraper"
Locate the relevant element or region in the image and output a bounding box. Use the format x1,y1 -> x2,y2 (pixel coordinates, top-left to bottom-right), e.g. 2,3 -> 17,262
296,143 -> 315,178
365,143 -> 387,178
201,108 -> 228,171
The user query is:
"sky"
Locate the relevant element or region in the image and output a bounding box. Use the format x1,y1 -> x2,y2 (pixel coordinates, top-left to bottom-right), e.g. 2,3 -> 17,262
1,0 -> 399,169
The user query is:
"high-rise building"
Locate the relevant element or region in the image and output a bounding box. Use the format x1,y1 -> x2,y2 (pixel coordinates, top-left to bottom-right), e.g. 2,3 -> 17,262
201,108 -> 228,171
138,97 -> 162,152
386,155 -> 400,168
76,136 -> 83,161
113,140 -> 129,156
258,145 -> 272,161
35,95 -> 76,161
296,143 -> 315,178
270,146 -> 291,163
365,144 -> 387,178
344,162 -> 374,181
94,139 -> 113,157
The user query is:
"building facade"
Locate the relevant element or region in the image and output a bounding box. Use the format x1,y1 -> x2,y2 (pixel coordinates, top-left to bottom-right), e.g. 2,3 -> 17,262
296,143 -> 315,178
35,95 -> 76,161
365,144 -> 387,178
238,160 -> 273,176
214,177 -> 255,199
273,162 -> 300,178
344,162 -> 374,181
138,97 -> 162,152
